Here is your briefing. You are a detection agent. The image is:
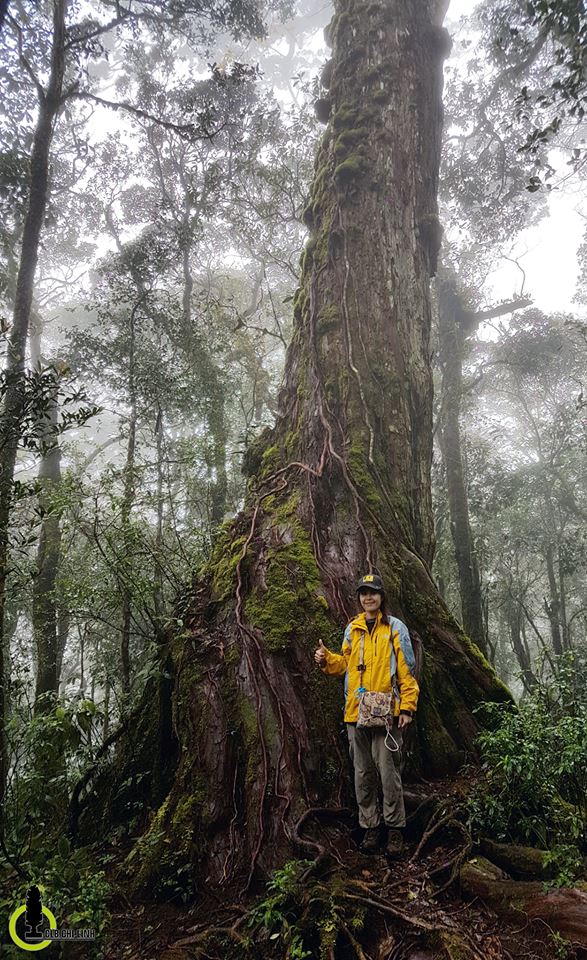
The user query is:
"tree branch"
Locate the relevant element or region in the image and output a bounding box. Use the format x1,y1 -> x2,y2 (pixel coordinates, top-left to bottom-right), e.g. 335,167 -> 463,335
474,296 -> 532,322
70,91 -> 222,140
65,9 -> 132,49
0,0 -> 10,35
447,30 -> 549,146
7,12 -> 44,100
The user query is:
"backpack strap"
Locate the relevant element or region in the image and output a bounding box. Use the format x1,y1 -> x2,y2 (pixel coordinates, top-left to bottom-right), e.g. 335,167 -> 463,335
343,623 -> 351,697
387,615 -> 417,676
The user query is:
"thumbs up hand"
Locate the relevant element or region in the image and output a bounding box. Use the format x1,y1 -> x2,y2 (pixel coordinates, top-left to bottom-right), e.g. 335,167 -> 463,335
314,639 -> 328,666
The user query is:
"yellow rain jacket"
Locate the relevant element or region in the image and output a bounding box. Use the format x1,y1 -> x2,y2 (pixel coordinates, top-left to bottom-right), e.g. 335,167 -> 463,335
320,610 -> 419,723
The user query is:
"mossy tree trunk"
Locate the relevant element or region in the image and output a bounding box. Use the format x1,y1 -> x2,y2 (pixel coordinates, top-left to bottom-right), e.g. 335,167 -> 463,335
105,0 -> 513,896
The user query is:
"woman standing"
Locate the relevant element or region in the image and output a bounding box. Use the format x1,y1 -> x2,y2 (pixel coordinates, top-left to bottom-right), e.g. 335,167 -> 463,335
315,574 -> 419,856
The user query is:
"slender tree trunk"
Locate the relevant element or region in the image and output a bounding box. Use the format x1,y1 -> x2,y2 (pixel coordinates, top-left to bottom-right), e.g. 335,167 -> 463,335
0,0 -> 68,807
55,604 -> 70,686
32,368 -> 63,711
103,677 -> 111,744
544,543 -> 564,656
103,216 -> 145,697
506,594 -> 536,694
558,546 -> 570,650
153,404 -> 165,639
120,305 -> 137,696
1,605 -> 18,758
483,592 -> 495,663
100,0 -> 513,898
436,275 -> 487,655
30,319 -> 65,711
181,199 -> 227,530
207,386 -> 228,529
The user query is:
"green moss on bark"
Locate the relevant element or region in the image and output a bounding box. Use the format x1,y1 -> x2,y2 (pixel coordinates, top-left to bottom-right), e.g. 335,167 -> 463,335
244,512 -> 323,653
347,437 -> 383,510
125,792 -> 199,897
334,127 -> 368,158
316,304 -> 341,335
209,532 -> 248,603
334,155 -> 366,185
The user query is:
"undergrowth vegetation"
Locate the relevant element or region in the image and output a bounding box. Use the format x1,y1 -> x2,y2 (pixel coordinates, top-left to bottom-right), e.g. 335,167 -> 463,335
0,694 -> 112,957
467,653 -> 587,885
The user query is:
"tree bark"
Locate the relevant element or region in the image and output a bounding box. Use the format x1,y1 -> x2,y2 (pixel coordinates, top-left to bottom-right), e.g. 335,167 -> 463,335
0,0 -> 68,811
103,676 -> 111,743
30,316 -> 66,711
97,0 -> 512,896
55,603 -> 70,689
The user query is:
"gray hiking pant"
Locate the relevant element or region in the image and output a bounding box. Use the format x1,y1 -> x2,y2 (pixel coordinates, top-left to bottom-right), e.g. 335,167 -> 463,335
347,723 -> 405,829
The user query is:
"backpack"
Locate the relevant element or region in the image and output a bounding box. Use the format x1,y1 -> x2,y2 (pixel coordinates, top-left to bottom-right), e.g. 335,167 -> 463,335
387,616 -> 423,704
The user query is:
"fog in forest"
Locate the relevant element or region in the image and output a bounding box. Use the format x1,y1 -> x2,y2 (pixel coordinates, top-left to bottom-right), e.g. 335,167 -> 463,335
1,1 -> 586,957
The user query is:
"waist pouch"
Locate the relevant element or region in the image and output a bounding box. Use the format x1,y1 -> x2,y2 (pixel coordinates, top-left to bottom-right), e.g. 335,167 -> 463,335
356,691 -> 395,728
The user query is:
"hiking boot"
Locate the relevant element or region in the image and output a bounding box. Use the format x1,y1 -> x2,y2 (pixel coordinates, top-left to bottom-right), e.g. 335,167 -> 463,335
360,827 -> 380,854
385,828 -> 405,859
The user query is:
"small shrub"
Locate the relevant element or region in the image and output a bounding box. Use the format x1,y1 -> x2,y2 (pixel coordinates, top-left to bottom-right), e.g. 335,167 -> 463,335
247,860 -> 314,957
467,660 -> 587,884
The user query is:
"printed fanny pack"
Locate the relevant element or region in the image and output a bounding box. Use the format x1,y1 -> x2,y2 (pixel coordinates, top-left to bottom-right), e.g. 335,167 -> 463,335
355,628 -> 396,728
356,690 -> 394,727
355,631 -> 399,754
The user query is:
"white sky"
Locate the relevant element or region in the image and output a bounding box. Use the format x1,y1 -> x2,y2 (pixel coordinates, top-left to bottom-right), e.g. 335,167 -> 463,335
485,193 -> 585,313
445,0 -> 586,315
446,0 -> 480,19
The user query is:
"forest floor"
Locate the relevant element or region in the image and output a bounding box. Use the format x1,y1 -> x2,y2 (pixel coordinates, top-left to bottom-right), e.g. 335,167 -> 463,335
101,776 -> 584,960
102,852 -> 572,960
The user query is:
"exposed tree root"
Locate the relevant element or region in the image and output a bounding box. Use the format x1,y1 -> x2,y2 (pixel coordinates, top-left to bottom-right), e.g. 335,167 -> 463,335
460,857 -> 587,948
478,838 -> 554,880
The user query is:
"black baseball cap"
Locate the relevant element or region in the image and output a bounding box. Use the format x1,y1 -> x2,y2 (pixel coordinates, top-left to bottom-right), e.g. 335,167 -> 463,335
356,574 -> 384,593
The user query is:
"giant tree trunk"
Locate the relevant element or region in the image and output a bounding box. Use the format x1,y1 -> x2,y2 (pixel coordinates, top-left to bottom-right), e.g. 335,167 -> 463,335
92,0 -> 512,895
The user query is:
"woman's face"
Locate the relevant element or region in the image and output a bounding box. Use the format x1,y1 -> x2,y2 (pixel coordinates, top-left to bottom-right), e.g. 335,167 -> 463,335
359,588 -> 382,615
